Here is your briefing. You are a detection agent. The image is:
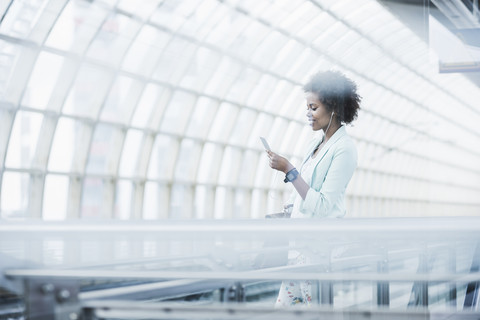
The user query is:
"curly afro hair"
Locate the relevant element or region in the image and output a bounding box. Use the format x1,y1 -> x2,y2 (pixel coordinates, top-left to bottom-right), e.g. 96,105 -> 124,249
303,70 -> 361,124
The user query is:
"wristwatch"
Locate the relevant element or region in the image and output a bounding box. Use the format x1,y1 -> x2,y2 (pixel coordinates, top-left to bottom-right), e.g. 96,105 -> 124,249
284,168 -> 299,183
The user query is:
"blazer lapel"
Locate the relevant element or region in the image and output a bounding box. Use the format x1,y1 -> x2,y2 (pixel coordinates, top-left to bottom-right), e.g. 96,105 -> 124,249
311,126 -> 346,166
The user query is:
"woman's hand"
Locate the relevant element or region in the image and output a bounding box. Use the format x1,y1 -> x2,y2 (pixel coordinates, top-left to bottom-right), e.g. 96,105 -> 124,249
267,150 -> 294,173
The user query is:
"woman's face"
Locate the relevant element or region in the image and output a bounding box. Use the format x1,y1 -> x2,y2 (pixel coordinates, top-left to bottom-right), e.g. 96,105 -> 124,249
305,91 -> 331,132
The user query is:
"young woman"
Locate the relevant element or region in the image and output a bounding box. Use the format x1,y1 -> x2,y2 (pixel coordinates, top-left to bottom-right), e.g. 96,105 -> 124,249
267,70 -> 361,306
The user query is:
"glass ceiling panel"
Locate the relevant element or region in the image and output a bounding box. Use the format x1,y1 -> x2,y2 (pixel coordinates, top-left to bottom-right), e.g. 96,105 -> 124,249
45,1 -> 108,55
204,56 -> 243,98
43,174 -> 69,220
118,129 -> 143,178
250,31 -> 289,68
218,146 -> 242,186
63,63 -> 114,119
5,110 -> 43,169
131,83 -> 164,128
21,51 -> 64,110
207,102 -> 239,144
150,0 -> 202,33
180,47 -> 222,92
86,12 -> 142,67
229,20 -> 270,60
197,142 -> 223,184
181,0 -> 225,41
121,25 -> 170,77
114,179 -> 133,220
0,109 -> 14,168
159,90 -> 197,135
85,124 -> 124,175
100,75 -> 144,125
147,134 -> 179,181
270,40 -> 306,76
0,0 -> 47,41
174,138 -> 202,183
203,10 -> 249,50
184,96 -> 219,140
152,37 -> 196,85
229,108 -> 258,146
117,0 -> 162,20
80,177 -> 112,219
1,171 -> 30,219
278,1 -> 320,35
246,74 -> 278,111
48,117 -> 86,173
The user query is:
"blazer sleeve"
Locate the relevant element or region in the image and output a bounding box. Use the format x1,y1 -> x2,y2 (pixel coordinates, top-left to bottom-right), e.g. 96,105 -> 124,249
299,140 -> 357,217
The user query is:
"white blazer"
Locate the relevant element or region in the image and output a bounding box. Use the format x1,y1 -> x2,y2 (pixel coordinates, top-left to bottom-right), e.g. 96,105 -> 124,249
289,126 -> 357,218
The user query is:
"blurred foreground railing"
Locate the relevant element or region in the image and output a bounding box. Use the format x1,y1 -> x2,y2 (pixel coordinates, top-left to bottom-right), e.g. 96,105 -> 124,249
0,217 -> 479,319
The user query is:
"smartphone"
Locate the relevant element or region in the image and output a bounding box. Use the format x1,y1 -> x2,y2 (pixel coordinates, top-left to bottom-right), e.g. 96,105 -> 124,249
259,136 -> 271,151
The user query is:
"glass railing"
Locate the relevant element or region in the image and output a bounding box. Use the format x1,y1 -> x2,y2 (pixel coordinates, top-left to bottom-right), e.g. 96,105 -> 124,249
0,217 -> 479,319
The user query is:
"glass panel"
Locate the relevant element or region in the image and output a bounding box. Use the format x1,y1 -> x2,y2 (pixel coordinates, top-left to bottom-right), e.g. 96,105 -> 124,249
5,111 -> 43,169
43,174 -> 69,220
225,68 -> 262,105
100,75 -> 144,125
229,108 -> 258,146
114,180 -> 132,220
159,91 -> 197,135
122,26 -> 170,76
0,0 -> 47,39
246,74 -> 278,111
218,146 -> 242,185
0,171 -> 29,218
86,12 -> 142,67
229,20 -> 270,60
204,56 -> 243,98
80,177 -> 112,219
85,124 -> 124,175
184,96 -> 219,139
179,0 -> 223,40
152,37 -> 196,84
0,109 -> 14,168
0,40 -> 20,100
207,102 -> 239,143
150,0 -> 201,33
194,185 -> 215,219
118,129 -> 143,178
45,1 -> 108,54
237,150 -> 259,187
197,142 -> 223,184
170,184 -> 193,219
48,117 -> 81,173
131,84 -> 170,129
246,113 -> 275,150
63,64 -> 114,119
117,0 -> 162,20
143,182 -> 169,219
250,31 -> 288,68
21,51 -> 64,110
147,134 -> 179,180
180,47 -> 221,92
203,10 -> 249,50
174,139 -> 202,183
